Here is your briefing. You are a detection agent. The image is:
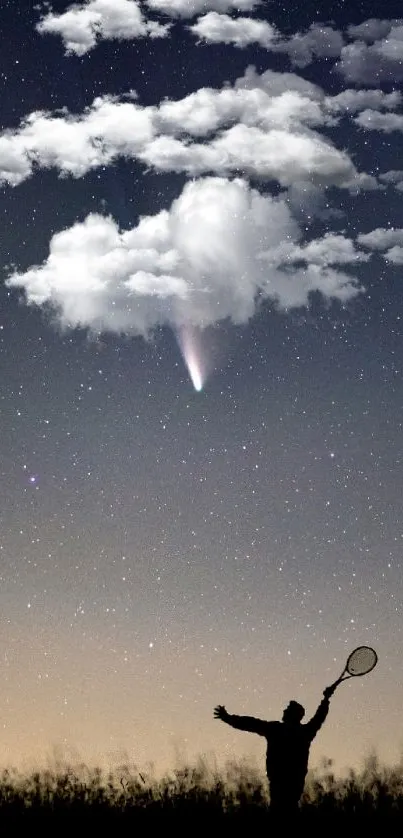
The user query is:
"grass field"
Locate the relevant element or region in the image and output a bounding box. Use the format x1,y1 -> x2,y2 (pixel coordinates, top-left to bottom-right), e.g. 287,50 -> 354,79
0,753 -> 402,833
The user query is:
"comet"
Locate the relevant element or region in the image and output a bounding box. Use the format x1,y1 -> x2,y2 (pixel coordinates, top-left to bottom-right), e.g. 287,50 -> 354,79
177,326 -> 205,392
186,354 -> 203,392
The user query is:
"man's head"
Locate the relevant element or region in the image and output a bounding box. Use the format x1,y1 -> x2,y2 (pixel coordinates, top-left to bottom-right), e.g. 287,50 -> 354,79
282,701 -> 305,724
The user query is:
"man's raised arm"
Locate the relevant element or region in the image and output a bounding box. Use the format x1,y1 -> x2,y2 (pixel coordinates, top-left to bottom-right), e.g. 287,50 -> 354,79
214,705 -> 268,735
305,685 -> 336,739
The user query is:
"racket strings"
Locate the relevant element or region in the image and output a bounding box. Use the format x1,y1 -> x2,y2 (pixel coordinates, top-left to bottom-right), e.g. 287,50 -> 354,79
346,646 -> 377,676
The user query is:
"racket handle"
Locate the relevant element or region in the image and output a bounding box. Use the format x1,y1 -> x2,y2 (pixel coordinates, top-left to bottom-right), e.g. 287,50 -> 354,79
326,676 -> 344,693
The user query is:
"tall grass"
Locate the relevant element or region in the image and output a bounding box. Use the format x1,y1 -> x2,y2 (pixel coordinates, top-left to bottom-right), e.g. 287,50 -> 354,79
0,753 -> 403,831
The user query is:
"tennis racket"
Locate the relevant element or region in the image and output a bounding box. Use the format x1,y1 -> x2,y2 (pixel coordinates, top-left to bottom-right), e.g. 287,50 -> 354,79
328,646 -> 378,692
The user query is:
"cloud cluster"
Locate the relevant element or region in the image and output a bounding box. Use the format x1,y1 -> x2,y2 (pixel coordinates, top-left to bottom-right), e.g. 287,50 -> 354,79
337,20 -> 403,83
7,8 -> 402,339
191,14 -> 403,85
189,14 -> 403,87
358,227 -> 403,264
6,177 -> 364,335
35,4 -> 403,95
0,68 -> 381,191
37,0 -> 170,56
37,2 -> 345,62
37,0 -> 262,54
192,17 -> 344,67
192,14 -> 403,85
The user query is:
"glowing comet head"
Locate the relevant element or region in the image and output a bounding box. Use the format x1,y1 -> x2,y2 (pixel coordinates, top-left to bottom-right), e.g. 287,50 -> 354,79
187,356 -> 203,392
177,326 -> 205,392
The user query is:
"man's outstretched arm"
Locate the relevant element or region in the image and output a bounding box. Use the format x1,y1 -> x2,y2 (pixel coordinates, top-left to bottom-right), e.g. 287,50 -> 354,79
305,685 -> 336,738
214,705 -> 268,735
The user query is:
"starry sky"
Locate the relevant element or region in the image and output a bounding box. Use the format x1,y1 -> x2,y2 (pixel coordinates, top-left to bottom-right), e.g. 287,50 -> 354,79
1,0 -> 403,775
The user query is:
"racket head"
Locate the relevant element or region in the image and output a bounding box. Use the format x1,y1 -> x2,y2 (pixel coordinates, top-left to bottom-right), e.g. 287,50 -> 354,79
345,646 -> 378,677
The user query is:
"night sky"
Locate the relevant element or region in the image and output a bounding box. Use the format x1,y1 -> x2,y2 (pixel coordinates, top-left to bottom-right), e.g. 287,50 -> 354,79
1,0 -> 403,775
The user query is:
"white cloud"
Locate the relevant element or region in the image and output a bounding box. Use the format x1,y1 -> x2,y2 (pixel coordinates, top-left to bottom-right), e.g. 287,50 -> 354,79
348,19 -> 401,42
33,1 -> 403,99
272,25 -> 344,68
147,0 -> 260,17
138,124 -> 364,188
6,177 -> 363,334
37,0 -> 261,52
190,16 -> 344,65
326,88 -> 401,114
337,23 -> 403,82
156,87 -> 326,136
357,228 -> 403,250
190,12 -> 277,48
383,246 -> 403,264
357,227 -> 403,265
234,65 -> 323,99
270,233 -> 369,266
3,97 -> 156,181
36,0 -> 170,56
0,133 -> 33,187
354,110 -> 403,132
379,170 -> 403,191
0,75 -> 374,190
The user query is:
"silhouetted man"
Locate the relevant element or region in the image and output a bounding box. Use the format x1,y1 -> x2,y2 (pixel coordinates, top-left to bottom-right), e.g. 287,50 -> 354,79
214,684 -> 336,814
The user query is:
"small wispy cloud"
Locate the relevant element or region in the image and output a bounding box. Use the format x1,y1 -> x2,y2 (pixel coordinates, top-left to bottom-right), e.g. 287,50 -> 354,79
347,18 -> 399,41
326,88 -> 401,114
190,12 -> 277,48
379,170 -> 403,191
146,0 -> 260,17
354,110 -> 403,132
